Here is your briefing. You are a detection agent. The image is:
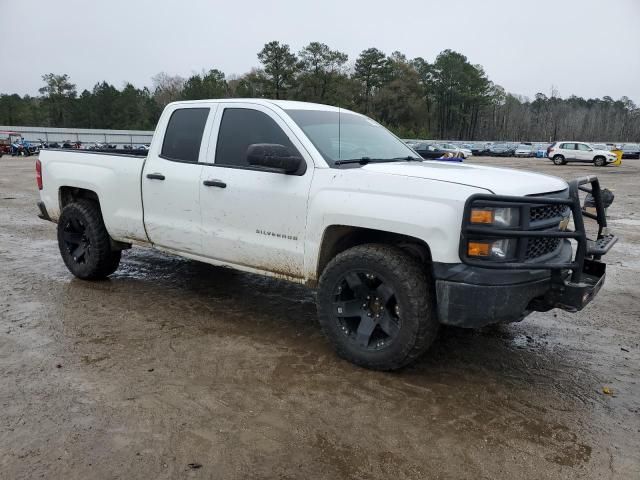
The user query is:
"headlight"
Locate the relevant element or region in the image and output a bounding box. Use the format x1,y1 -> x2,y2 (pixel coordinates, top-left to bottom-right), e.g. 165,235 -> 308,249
467,239 -> 517,260
470,207 -> 520,227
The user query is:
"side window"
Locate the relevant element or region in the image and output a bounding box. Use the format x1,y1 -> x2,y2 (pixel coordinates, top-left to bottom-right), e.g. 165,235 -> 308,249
161,108 -> 210,162
577,143 -> 590,151
215,108 -> 300,168
560,143 -> 575,150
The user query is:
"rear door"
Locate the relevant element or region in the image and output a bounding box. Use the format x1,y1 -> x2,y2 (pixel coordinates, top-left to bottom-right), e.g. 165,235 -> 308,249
559,143 -> 577,161
198,103 -> 314,278
142,105 -> 215,254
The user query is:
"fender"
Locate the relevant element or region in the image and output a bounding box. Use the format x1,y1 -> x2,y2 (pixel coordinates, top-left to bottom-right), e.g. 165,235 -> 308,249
303,168 -> 488,281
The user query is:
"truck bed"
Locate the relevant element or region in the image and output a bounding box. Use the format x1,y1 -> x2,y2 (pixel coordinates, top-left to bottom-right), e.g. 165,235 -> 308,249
38,149 -> 149,244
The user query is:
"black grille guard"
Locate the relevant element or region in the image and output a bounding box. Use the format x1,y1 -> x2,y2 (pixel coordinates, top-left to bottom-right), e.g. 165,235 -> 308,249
460,176 -> 617,282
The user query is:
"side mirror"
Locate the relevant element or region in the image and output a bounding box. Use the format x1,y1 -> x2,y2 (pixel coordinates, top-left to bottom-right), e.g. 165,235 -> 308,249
247,143 -> 303,174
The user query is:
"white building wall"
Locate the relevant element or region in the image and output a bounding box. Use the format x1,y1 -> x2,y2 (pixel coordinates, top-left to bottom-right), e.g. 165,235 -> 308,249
0,125 -> 154,146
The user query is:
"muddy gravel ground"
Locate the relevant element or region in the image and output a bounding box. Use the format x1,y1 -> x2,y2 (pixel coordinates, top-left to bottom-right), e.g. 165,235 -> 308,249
1,155 -> 639,479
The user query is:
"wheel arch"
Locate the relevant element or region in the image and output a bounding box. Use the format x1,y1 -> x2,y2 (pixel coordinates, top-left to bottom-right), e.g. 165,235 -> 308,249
59,186 -> 101,211
314,225 -> 433,287
58,187 -> 130,250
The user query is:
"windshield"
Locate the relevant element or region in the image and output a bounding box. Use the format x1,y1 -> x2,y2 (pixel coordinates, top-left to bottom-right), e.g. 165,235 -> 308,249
285,109 -> 418,166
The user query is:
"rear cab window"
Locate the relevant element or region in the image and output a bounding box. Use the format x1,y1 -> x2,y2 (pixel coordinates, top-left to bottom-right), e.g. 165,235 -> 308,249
161,108 -> 210,162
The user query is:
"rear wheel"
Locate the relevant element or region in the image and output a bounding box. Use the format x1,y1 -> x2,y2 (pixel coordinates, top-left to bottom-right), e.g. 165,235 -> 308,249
57,200 -> 121,280
552,155 -> 566,165
594,156 -> 606,167
317,244 -> 438,370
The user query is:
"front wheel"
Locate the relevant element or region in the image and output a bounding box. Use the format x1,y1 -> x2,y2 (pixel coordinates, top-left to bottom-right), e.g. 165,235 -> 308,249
594,156 -> 606,167
317,244 -> 438,370
57,200 -> 121,280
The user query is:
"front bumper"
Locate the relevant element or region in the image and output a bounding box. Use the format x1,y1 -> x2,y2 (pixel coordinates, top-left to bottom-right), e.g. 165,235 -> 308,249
433,242 -> 607,327
439,175 -> 616,328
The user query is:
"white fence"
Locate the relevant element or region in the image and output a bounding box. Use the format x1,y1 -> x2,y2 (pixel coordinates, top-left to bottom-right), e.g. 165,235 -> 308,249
0,125 -> 154,146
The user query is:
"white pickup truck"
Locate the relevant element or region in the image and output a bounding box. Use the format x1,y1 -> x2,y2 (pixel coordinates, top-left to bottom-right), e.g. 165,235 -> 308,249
36,99 -> 617,370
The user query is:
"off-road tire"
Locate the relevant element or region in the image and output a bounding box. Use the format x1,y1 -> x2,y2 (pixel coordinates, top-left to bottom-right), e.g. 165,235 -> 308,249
552,155 -> 566,165
594,156 -> 606,167
317,244 -> 438,370
57,200 -> 121,280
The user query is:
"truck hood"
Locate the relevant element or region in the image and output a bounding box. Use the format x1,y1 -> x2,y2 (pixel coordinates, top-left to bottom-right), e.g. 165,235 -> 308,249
362,160 -> 568,196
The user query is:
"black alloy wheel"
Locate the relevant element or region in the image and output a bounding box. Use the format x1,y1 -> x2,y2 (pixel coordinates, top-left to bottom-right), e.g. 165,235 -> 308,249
332,270 -> 401,350
57,200 -> 121,279
61,217 -> 91,264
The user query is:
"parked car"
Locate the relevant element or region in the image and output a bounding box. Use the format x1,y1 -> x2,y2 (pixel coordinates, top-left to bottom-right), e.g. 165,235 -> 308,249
88,142 -> 116,150
590,143 -> 609,151
514,144 -> 534,157
412,143 -> 448,159
621,144 -> 640,159
532,144 -> 548,158
470,143 -> 491,156
36,99 -> 617,371
438,143 -> 472,158
403,139 -> 421,148
488,143 -> 514,156
547,142 -> 618,166
62,141 -> 82,149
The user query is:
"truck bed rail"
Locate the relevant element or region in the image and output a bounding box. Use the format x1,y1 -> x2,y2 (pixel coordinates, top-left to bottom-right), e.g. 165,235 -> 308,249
44,148 -> 147,157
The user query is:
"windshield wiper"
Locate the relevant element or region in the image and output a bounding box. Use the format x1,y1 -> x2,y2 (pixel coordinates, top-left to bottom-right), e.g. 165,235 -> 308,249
391,156 -> 423,162
334,156 -> 422,166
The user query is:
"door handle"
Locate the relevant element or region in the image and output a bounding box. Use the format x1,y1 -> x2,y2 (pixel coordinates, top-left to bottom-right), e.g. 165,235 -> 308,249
203,179 -> 226,188
146,173 -> 165,180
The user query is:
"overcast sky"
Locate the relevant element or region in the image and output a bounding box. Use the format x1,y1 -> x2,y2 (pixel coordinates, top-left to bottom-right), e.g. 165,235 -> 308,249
2,0 -> 639,102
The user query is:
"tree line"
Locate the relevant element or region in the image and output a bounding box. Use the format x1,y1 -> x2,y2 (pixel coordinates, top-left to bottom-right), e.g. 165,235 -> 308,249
1,41 -> 638,142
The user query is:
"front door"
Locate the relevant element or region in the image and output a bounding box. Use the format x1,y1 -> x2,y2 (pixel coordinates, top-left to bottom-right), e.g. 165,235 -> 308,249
199,103 -> 313,279
575,143 -> 593,162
